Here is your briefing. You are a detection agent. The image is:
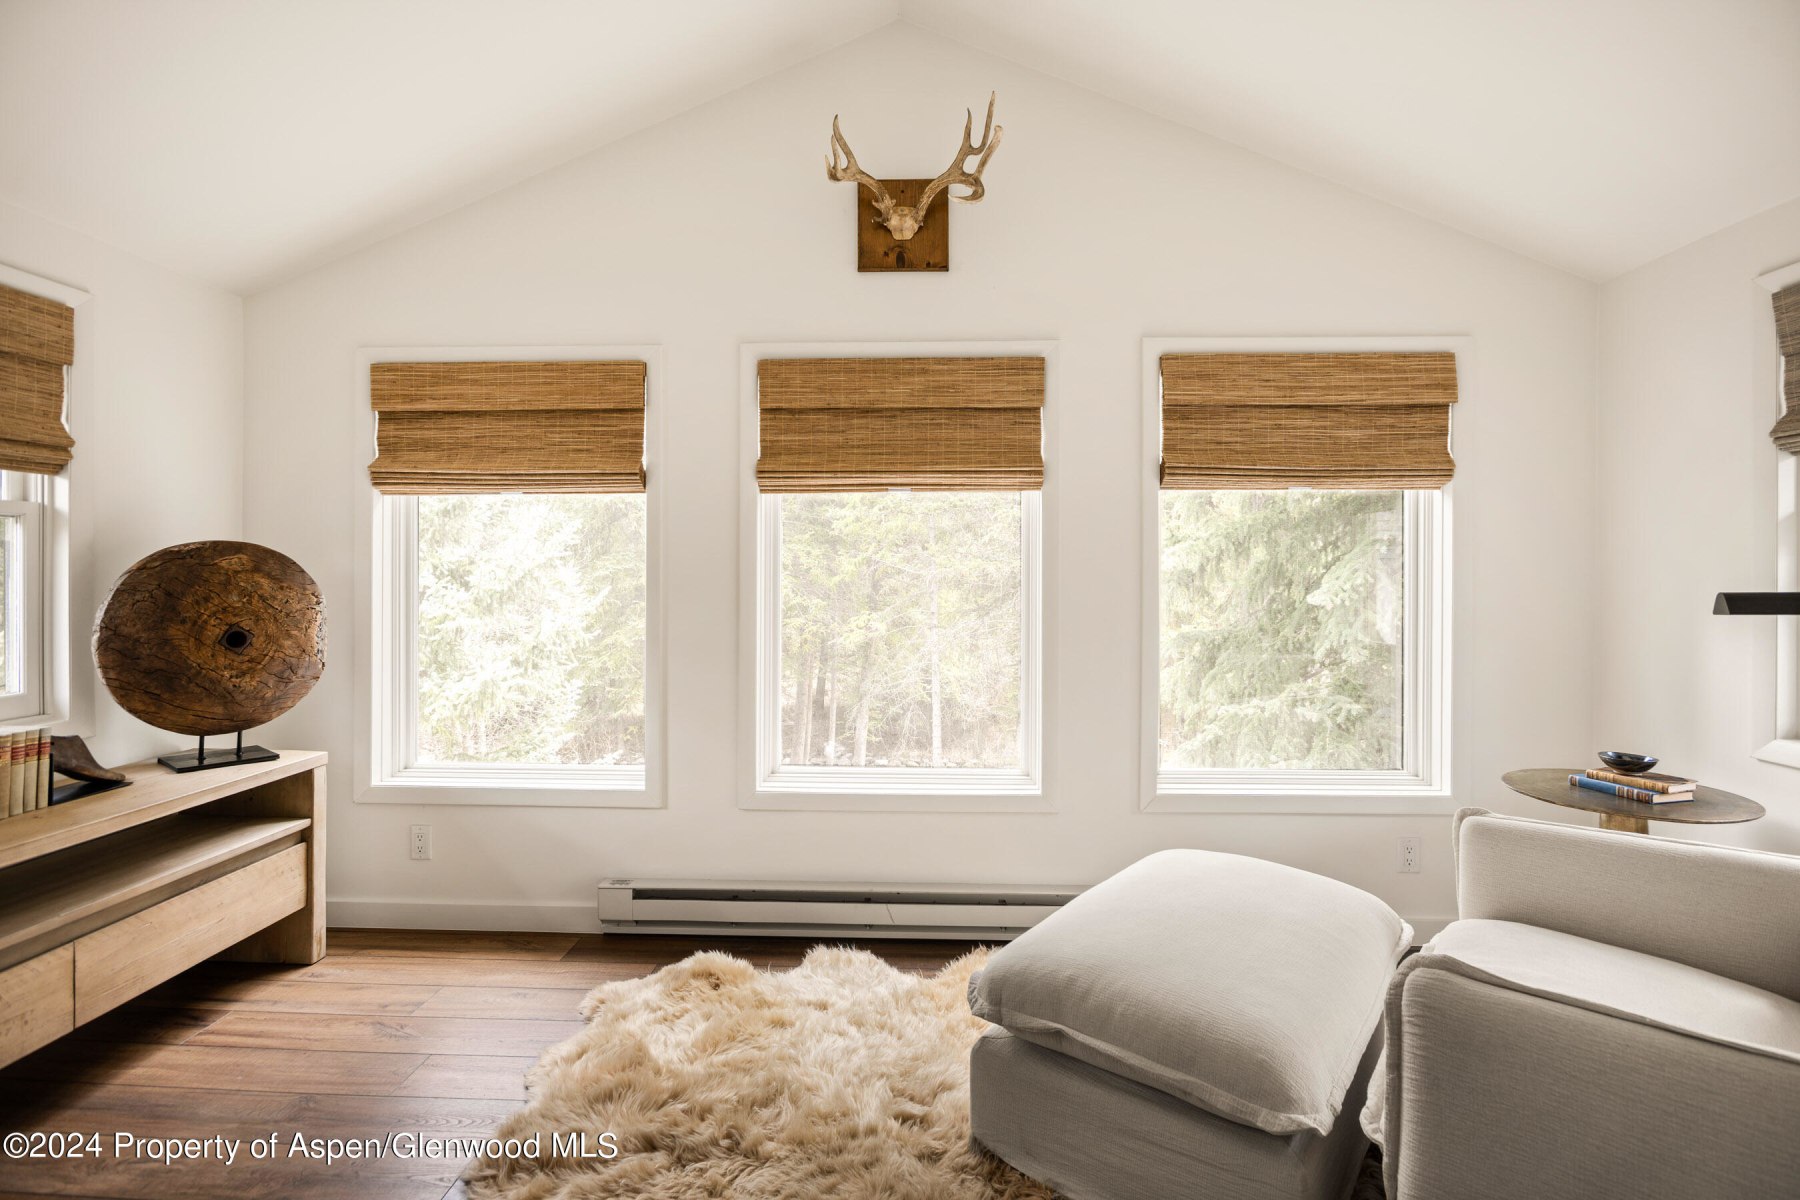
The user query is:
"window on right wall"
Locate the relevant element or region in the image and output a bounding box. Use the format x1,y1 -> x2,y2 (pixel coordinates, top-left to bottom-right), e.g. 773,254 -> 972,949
1146,343 -> 1457,809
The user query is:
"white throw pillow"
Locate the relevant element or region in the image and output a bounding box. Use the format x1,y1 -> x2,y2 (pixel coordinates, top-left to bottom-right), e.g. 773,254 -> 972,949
969,849 -> 1411,1136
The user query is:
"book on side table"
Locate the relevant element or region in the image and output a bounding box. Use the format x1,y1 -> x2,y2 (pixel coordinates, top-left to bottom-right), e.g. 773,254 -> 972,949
1570,769 -> 1698,804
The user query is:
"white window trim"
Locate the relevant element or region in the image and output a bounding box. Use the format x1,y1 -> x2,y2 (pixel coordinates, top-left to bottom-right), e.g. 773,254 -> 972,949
354,344 -> 664,809
0,479 -> 49,724
738,340 -> 1057,814
1752,259 -> 1800,770
1139,335 -> 1463,814
0,263 -> 82,734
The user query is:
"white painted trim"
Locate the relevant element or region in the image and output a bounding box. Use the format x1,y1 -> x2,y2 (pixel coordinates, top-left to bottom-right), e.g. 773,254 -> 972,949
328,898 -> 600,934
1139,335 -> 1466,814
1758,260 -> 1800,295
0,263 -> 89,309
0,263 -> 85,733
0,488 -> 47,724
737,340 -> 1058,813
1753,738 -> 1800,769
352,344 -> 666,809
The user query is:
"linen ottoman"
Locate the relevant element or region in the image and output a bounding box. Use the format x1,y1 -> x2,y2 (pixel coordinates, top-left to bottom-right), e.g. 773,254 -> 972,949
968,849 -> 1411,1200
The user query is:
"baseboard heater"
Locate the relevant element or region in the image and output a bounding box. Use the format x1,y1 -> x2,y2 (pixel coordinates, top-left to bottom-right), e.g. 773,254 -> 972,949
596,878 -> 1083,939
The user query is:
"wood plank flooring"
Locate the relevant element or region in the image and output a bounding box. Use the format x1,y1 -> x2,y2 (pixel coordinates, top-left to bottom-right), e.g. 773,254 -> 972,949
0,929 -> 978,1200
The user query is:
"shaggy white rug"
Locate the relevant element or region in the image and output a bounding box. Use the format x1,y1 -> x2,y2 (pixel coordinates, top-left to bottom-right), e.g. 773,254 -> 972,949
463,946 -> 1054,1200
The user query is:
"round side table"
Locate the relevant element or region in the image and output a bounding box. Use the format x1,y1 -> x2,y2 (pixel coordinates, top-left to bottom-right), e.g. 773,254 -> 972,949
1502,768 -> 1765,835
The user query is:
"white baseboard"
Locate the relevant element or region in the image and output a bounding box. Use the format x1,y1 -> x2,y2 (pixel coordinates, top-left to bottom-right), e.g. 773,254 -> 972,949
327,898 -> 600,933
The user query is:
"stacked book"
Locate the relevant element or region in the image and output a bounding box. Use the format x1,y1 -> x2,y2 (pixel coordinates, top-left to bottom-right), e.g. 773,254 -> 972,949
1569,768 -> 1697,804
3,728 -> 52,818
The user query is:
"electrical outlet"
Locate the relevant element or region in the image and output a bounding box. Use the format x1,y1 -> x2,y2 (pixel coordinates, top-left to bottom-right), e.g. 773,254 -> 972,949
410,824 -> 432,861
1397,836 -> 1421,874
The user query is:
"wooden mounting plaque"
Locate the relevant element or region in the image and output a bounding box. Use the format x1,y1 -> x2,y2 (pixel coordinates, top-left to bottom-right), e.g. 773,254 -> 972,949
857,179 -> 949,272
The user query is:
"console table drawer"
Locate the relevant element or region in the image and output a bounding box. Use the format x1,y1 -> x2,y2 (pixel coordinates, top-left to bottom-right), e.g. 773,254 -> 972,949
0,944 -> 74,1063
73,844 -> 307,1023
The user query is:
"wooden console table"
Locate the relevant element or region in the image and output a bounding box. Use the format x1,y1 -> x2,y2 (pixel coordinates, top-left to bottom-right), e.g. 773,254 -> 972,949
0,750 -> 325,1067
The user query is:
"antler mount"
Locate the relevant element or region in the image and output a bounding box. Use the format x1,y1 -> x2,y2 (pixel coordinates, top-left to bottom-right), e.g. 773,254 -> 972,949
825,93 -> 1002,272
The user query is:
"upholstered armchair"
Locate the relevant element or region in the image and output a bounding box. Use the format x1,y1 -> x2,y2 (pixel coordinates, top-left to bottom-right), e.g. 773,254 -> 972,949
1375,808 -> 1800,1199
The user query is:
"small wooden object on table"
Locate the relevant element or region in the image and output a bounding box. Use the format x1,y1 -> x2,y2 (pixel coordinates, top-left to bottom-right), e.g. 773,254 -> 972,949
1501,767 -> 1765,835
0,751 -> 325,1068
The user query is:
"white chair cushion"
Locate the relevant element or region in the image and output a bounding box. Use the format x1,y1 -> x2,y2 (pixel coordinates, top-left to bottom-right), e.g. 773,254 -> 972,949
968,848 -> 1411,1136
1418,918 -> 1800,1065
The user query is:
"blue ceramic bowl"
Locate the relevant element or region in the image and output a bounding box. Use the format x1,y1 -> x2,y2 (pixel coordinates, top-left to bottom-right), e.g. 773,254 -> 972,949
1597,750 -> 1658,775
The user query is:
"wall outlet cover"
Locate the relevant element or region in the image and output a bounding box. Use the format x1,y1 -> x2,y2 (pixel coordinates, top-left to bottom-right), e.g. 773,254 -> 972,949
1397,835 -> 1421,873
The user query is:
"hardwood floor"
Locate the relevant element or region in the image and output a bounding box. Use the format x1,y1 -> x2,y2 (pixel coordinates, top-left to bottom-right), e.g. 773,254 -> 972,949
0,929 -> 979,1200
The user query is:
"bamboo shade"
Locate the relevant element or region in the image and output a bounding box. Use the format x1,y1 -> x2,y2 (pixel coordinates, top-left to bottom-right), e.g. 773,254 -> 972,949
0,283 -> 75,476
369,360 -> 645,493
1160,351 -> 1458,489
1770,284 -> 1800,453
756,356 -> 1044,492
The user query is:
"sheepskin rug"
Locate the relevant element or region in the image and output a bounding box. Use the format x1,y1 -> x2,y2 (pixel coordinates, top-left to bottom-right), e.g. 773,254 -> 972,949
462,946 -> 1054,1200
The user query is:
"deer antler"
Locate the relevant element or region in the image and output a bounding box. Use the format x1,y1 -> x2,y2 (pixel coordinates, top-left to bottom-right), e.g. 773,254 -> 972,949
827,116 -> 898,226
916,92 -> 1002,214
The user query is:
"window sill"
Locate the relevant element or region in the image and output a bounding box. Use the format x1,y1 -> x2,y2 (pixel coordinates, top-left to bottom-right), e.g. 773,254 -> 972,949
1753,739 -> 1800,770
745,770 -> 1049,813
1147,772 -> 1453,814
359,770 -> 660,809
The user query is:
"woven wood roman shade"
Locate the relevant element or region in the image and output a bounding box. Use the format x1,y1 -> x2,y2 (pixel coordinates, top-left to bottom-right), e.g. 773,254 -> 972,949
0,283 -> 75,476
369,360 -> 645,493
756,356 -> 1044,492
1160,351 -> 1458,489
1770,284 -> 1800,453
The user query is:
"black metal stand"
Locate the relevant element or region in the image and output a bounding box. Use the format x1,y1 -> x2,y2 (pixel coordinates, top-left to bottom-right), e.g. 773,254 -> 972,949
49,776 -> 130,805
158,730 -> 279,774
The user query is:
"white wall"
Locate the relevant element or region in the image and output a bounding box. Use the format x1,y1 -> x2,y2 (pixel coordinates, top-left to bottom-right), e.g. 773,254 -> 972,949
244,24 -> 1598,933
1596,197 -> 1800,855
0,203 -> 244,767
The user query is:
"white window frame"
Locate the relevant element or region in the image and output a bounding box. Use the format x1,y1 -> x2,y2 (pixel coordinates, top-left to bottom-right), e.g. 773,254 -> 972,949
356,345 -> 663,809
1752,259 -> 1800,770
739,341 -> 1056,813
0,473 -> 50,724
1141,336 -> 1460,814
0,264 -> 81,734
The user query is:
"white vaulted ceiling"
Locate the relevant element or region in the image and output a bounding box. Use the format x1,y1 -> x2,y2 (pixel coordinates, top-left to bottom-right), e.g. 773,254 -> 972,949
0,0 -> 899,291
2,0 -> 1797,292
903,0 -> 1800,283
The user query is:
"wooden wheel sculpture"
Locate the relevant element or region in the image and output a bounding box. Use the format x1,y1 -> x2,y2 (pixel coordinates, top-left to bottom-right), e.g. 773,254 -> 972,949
94,541 -> 326,772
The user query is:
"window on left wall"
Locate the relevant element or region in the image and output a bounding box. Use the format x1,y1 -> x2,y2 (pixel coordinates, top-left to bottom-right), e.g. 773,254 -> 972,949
0,470 -> 51,724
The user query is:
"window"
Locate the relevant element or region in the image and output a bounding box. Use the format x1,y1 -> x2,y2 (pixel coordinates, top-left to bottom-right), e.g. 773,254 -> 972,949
758,490 -> 1040,791
1146,340 -> 1455,807
1156,488 -> 1441,793
0,470 -> 50,724
366,353 -> 655,803
0,271 -> 77,729
748,349 -> 1048,801
377,492 -> 648,789
1753,261 -> 1800,769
